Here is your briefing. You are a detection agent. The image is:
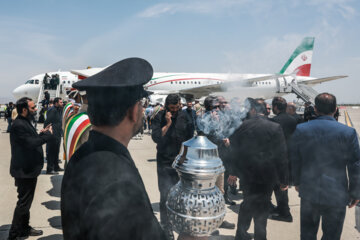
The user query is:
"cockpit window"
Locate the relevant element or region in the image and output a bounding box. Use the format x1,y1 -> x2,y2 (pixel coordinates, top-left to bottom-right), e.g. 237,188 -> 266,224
35,80 -> 39,84
25,80 -> 35,84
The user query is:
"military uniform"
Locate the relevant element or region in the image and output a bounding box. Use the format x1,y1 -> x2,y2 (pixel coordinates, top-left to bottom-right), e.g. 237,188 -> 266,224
61,57 -> 166,240
61,131 -> 166,239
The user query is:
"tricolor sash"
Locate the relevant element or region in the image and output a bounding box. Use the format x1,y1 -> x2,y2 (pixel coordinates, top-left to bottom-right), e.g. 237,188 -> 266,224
62,103 -> 74,127
64,112 -> 91,161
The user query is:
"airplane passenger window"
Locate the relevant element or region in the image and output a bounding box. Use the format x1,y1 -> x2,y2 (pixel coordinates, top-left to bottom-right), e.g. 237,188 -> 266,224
63,81 -> 66,84
179,82 -> 181,84
191,81 -> 193,84
68,81 -> 70,84
183,82 -> 185,84
171,82 -> 173,84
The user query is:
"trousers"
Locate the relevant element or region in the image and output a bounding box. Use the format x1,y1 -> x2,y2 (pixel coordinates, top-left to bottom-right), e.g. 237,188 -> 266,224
9,178 -> 37,238
273,184 -> 290,215
47,137 -> 61,171
236,184 -> 273,240
300,198 -> 346,240
156,155 -> 179,228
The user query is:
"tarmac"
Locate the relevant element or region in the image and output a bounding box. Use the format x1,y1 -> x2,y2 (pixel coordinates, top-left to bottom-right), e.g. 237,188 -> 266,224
0,108 -> 360,240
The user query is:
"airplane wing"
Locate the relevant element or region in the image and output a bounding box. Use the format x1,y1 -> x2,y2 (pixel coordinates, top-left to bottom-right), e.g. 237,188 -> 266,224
299,75 -> 348,85
70,68 -> 104,78
179,74 -> 288,97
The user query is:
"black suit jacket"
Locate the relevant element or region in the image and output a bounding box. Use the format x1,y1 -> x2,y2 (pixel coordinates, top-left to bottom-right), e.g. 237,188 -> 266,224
229,116 -> 289,186
151,110 -> 190,163
44,106 -> 63,138
61,131 -> 166,240
271,112 -> 297,142
10,115 -> 52,178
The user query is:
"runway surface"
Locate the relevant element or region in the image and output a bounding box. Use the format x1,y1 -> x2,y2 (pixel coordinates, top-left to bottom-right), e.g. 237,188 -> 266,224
0,108 -> 359,240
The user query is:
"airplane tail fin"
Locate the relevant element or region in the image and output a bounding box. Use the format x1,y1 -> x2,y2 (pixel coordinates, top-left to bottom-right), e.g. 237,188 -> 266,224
279,37 -> 315,77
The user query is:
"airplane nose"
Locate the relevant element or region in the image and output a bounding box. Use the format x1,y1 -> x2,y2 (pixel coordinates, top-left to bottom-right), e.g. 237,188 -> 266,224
12,86 -> 23,100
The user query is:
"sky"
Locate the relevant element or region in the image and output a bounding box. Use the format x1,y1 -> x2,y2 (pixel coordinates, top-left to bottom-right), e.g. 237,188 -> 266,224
0,0 -> 359,103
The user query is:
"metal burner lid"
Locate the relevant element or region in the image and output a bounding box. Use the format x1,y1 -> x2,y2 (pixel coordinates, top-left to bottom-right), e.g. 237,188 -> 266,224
172,136 -> 225,176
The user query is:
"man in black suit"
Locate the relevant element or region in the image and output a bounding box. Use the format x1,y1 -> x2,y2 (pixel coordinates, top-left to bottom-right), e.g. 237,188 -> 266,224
269,97 -> 297,222
8,97 -> 53,240
44,97 -> 63,174
286,102 -> 303,124
151,94 -> 191,239
229,98 -> 289,240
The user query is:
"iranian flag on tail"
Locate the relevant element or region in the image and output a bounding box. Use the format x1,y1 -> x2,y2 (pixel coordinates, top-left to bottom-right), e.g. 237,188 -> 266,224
279,37 -> 315,77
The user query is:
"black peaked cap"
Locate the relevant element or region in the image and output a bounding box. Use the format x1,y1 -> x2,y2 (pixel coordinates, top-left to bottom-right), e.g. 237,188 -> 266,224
72,57 -> 153,90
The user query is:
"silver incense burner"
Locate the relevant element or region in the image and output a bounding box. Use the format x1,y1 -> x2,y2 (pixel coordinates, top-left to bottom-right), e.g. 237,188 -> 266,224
166,136 -> 226,237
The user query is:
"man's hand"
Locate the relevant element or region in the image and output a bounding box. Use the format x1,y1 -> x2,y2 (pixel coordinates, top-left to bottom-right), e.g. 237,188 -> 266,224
41,124 -> 52,134
48,125 -> 53,134
223,138 -> 230,147
348,199 -> 360,208
280,184 -> 288,191
227,175 -> 237,185
295,186 -> 299,192
165,111 -> 172,126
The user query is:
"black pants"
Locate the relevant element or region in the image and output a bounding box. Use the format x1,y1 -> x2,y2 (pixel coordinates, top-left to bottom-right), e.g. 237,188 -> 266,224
47,137 -> 61,171
300,198 -> 346,240
236,184 -> 273,240
273,184 -> 290,215
7,117 -> 12,132
156,155 -> 179,228
9,178 -> 37,238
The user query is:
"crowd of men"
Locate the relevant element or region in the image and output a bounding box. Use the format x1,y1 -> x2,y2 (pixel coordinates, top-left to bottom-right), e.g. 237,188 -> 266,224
6,57 -> 360,240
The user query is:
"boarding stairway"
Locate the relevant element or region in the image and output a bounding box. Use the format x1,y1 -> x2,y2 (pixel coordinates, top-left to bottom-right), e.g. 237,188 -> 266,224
36,84 -> 61,121
275,77 -> 318,105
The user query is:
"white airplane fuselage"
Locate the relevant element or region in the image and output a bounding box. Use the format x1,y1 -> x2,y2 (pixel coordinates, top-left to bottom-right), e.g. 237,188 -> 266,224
12,71 -> 313,103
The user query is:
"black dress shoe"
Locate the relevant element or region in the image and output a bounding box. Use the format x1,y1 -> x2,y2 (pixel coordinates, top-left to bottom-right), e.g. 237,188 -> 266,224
211,230 -> 220,236
235,232 -> 253,240
46,170 -> 59,175
28,227 -> 43,236
54,167 -> 64,172
224,194 -> 236,205
219,220 -> 235,229
269,213 -> 293,222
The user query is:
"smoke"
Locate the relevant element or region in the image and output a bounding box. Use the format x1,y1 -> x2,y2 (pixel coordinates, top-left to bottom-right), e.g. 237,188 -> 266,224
196,98 -> 250,140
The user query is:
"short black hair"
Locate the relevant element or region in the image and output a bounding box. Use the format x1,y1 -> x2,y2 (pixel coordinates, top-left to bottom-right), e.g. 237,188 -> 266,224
165,94 -> 180,107
272,97 -> 287,112
16,97 -> 32,114
87,87 -> 143,127
53,97 -> 62,105
315,92 -> 336,115
204,96 -> 218,111
254,98 -> 267,115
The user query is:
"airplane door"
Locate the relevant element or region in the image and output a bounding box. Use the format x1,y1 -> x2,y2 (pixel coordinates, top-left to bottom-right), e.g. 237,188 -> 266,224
276,77 -> 292,93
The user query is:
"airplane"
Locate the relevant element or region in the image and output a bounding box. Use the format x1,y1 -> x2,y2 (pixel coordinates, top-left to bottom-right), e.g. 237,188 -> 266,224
12,37 -> 347,105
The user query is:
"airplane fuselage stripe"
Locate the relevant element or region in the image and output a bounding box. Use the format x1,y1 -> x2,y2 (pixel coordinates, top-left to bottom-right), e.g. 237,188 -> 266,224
147,78 -> 225,87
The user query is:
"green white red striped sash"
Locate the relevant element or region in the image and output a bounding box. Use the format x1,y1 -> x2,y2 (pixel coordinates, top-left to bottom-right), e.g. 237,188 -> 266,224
62,102 -> 74,123
64,112 -> 91,161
